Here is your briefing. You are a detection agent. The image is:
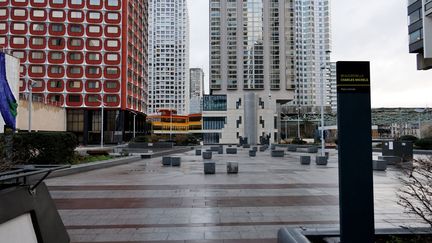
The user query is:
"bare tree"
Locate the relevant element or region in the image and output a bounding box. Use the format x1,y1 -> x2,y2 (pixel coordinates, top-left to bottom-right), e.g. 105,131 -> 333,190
398,157 -> 432,228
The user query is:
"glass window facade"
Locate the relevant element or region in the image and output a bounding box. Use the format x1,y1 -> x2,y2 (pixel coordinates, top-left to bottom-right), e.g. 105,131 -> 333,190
203,95 -> 227,111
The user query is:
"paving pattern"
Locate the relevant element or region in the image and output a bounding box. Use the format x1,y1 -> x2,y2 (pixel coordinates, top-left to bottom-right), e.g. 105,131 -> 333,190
46,147 -> 426,243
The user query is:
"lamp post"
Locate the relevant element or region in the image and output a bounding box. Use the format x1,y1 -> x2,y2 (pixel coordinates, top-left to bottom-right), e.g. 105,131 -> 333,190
170,109 -> 173,141
320,66 -> 330,157
297,106 -> 301,139
26,78 -> 38,133
268,93 -> 272,145
130,111 -> 137,139
97,97 -> 105,148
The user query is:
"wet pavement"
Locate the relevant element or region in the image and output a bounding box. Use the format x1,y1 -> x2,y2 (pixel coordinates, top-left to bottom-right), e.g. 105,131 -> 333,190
46,146 -> 426,243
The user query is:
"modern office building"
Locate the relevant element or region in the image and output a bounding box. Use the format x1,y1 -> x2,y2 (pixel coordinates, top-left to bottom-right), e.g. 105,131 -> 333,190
408,0 -> 432,70
148,0 -> 190,115
204,0 -> 296,144
329,62 -> 337,113
189,68 -> 204,114
289,0 -> 331,111
0,0 -> 149,144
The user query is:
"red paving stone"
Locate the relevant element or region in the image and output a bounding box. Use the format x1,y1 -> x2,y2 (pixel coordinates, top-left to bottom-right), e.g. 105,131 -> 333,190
54,195 -> 339,209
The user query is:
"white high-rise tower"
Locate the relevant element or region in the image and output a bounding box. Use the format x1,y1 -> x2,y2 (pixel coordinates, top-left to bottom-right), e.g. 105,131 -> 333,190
148,0 -> 190,115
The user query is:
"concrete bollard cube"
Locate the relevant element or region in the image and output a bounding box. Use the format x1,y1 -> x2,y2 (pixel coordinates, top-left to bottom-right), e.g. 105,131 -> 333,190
307,147 -> 318,153
227,162 -> 238,174
226,148 -> 237,154
162,156 -> 171,166
203,151 -> 212,160
271,150 -> 285,157
300,156 -> 311,165
315,156 -> 328,165
171,157 -> 181,166
243,144 -> 251,149
373,160 -> 387,171
252,147 -> 258,152
378,156 -> 402,165
204,162 -> 216,174
287,145 -> 297,152
195,149 -> 202,156
218,146 -> 224,154
259,146 -> 266,152
249,150 -> 256,157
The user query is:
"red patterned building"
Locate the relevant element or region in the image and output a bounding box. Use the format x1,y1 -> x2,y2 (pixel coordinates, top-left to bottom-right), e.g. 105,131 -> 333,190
0,0 -> 148,143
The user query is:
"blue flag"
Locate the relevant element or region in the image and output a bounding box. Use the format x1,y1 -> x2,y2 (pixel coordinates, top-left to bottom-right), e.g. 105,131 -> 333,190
0,52 -> 18,130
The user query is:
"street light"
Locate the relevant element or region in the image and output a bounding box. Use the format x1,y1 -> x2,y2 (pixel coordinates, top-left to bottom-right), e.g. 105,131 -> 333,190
320,66 -> 330,157
268,93 -> 272,145
96,97 -> 106,148
296,106 -> 301,139
130,111 -> 137,139
23,76 -> 38,133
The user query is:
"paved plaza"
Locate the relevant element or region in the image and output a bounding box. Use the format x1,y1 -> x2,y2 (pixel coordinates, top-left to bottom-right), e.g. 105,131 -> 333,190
46,146 -> 427,243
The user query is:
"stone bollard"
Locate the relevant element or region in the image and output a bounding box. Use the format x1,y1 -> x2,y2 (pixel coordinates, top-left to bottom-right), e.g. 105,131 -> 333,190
171,157 -> 181,166
300,156 -> 311,165
259,146 -> 266,152
202,151 -> 212,160
204,162 -> 216,174
162,156 -> 171,166
243,144 -> 251,149
315,156 -> 328,165
227,161 -> 238,174
195,149 -> 202,156
252,147 -> 258,152
287,145 -> 297,152
218,146 -> 224,154
249,150 -> 256,157
226,148 -> 237,154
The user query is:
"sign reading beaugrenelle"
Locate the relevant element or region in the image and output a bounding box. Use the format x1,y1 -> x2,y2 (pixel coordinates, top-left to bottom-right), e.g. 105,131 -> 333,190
337,61 -> 370,93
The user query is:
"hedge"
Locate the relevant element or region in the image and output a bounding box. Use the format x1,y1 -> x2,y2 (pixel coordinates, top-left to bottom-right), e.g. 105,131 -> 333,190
399,135 -> 418,143
11,132 -> 78,164
415,137 -> 432,150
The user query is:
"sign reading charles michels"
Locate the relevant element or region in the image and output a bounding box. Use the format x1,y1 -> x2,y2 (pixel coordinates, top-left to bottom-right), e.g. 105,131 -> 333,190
336,61 -> 370,93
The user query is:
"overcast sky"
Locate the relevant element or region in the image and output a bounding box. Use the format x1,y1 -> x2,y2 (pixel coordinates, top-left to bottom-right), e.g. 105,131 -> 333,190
187,0 -> 432,108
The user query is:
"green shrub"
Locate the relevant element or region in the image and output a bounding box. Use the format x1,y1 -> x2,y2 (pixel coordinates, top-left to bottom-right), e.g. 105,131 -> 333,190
414,137 -> 432,150
399,135 -> 418,142
12,132 -> 78,164
131,136 -> 148,143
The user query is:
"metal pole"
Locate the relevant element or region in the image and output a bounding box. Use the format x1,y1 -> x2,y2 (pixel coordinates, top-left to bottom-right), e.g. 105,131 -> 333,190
28,83 -> 32,132
285,119 -> 288,140
297,107 -> 300,138
268,94 -> 272,145
170,110 -> 172,141
133,113 -> 136,138
321,70 -> 325,156
101,102 -> 104,148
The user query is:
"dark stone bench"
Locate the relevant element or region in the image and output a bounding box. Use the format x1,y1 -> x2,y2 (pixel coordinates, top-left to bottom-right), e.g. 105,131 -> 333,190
378,156 -> 401,165
315,156 -> 328,165
252,147 -> 258,152
300,156 -> 311,165
271,150 -> 285,157
227,162 -> 238,174
203,151 -> 212,160
210,146 -> 220,152
287,145 -> 297,152
226,148 -> 237,154
140,153 -> 152,159
259,146 -> 267,152
218,146 -> 224,154
195,149 -> 202,156
204,162 -> 216,174
171,157 -> 181,167
162,156 -> 171,166
243,144 -> 251,149
249,150 -> 256,157
373,160 -> 387,171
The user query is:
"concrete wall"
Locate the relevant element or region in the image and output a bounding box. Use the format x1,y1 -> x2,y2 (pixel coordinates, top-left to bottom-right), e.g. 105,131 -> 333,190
0,54 -> 19,133
17,100 -> 66,132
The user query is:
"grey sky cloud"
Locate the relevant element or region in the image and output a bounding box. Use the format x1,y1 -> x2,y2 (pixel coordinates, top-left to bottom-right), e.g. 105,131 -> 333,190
188,0 -> 431,107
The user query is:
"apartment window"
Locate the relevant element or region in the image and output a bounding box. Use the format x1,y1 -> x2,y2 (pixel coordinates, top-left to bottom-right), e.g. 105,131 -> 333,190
31,79 -> 43,88
87,67 -> 100,74
12,23 -> 25,31
68,95 -> 81,102
51,38 -> 63,46
409,29 -> 423,44
52,0 -> 64,4
107,12 -> 119,20
31,51 -> 44,59
31,37 -> 44,46
12,37 -> 25,45
69,52 -> 82,60
105,81 -> 118,89
409,9 -> 421,25
106,95 -> 118,103
50,80 -> 62,88
32,23 -> 45,32
89,0 -> 100,5
32,9 -> 45,17
70,25 -> 82,33
88,39 -> 101,47
70,11 -> 82,19
67,109 -> 84,132
71,0 -> 82,4
51,24 -> 64,32
88,53 -> 100,60
0,37 -> 5,45
106,26 -> 119,34
69,67 -> 81,74
87,95 -> 99,102
68,80 -> 81,88
0,23 -> 6,31
50,52 -> 63,60
51,10 -> 64,18
70,38 -> 82,46
107,0 -> 118,6
88,25 -> 101,33
31,66 -> 44,73
50,66 -> 63,74
106,40 -> 118,47
13,9 -> 26,16
106,67 -> 118,75
0,9 -> 6,17
106,54 -> 118,61
87,80 -> 99,89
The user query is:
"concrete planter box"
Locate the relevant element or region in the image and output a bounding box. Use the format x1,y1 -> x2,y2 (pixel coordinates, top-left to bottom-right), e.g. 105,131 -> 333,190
271,144 -> 276,150
373,160 -> 387,171
171,157 -> 181,167
249,150 -> 256,157
300,156 -> 311,165
210,146 -> 220,152
226,148 -> 237,154
140,154 -> 152,159
378,156 -> 402,165
195,149 -> 202,156
271,150 -> 285,157
202,151 -> 212,160
287,145 -> 297,152
218,146 -> 224,154
243,144 -> 251,149
204,162 -> 216,174
259,146 -> 266,152
227,162 -> 238,174
252,147 -> 258,152
307,147 -> 318,153
162,157 -> 171,166
315,156 -> 328,165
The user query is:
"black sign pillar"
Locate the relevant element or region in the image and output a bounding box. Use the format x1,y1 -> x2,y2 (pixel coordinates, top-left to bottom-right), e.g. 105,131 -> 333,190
337,61 -> 375,243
